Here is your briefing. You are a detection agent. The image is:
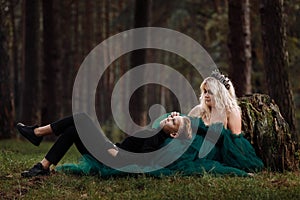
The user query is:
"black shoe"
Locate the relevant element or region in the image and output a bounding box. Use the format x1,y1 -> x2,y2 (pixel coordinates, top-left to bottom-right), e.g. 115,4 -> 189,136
21,163 -> 50,178
16,123 -> 43,146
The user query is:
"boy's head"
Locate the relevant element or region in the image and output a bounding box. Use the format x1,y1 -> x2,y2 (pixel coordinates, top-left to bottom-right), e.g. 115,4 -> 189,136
159,116 -> 192,139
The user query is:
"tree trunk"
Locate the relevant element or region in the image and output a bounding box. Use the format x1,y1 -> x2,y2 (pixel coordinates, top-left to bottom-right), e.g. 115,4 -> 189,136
102,0 -> 110,123
8,1 -> 19,124
260,0 -> 297,142
239,94 -> 298,171
0,6 -> 15,139
42,0 -> 60,125
95,0 -> 105,123
130,0 -> 149,126
228,0 -> 252,97
82,0 -> 94,115
20,0 -> 41,124
60,0 -> 74,116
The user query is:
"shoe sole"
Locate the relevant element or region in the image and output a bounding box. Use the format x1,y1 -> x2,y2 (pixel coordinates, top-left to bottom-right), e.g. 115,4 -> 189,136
21,171 -> 50,178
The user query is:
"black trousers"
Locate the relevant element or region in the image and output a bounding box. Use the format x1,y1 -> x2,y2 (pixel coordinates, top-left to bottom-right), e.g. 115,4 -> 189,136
44,114 -> 166,166
45,115 -> 88,165
44,113 -> 113,165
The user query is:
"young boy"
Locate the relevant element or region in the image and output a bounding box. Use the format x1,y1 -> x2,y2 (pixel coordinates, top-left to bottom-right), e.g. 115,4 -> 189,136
17,113 -> 192,177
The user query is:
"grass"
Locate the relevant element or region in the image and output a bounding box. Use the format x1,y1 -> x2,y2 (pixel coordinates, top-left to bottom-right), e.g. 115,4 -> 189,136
1,139 -> 300,200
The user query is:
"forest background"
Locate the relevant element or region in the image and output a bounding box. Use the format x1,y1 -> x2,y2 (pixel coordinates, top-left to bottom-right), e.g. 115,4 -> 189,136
0,0 -> 299,144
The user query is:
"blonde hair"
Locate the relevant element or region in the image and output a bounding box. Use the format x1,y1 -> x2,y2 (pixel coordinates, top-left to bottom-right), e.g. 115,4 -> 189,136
177,116 -> 192,139
198,77 -> 241,120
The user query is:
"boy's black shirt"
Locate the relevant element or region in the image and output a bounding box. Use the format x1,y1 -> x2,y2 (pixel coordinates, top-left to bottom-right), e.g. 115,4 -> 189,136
115,128 -> 169,153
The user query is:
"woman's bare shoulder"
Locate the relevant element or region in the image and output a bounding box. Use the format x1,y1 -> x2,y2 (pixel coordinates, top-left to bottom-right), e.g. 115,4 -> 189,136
188,105 -> 203,117
228,107 -> 241,117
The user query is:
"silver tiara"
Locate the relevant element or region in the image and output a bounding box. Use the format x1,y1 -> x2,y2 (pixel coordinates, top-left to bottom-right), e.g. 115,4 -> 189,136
210,69 -> 230,90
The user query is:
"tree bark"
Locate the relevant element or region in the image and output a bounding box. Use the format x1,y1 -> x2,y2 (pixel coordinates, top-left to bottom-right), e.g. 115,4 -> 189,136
0,5 -> 15,139
20,0 -> 41,124
239,94 -> 298,171
8,1 -> 19,124
42,0 -> 61,125
130,0 -> 149,126
228,0 -> 252,97
260,0 -> 297,142
60,0 -> 74,116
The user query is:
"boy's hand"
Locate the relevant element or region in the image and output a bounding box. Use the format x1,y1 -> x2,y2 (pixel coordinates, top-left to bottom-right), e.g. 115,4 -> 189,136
107,148 -> 119,157
169,111 -> 180,118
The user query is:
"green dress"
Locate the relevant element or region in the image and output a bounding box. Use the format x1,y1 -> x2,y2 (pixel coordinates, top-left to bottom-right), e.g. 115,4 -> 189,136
57,114 -> 264,177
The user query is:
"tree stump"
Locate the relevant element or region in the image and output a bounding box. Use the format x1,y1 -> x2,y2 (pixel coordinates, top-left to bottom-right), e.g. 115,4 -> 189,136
238,93 -> 299,171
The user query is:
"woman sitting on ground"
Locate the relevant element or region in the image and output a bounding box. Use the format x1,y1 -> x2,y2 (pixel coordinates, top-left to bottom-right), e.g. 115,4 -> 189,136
188,70 -> 242,134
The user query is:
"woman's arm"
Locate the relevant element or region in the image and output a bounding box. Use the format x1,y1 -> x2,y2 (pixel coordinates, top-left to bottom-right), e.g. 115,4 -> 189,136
227,109 -> 242,134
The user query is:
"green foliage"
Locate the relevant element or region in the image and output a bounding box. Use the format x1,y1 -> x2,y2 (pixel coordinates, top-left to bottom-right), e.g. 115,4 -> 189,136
1,140 -> 300,199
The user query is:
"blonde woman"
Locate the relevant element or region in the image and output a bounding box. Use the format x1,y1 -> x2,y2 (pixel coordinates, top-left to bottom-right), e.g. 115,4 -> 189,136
188,70 -> 242,134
